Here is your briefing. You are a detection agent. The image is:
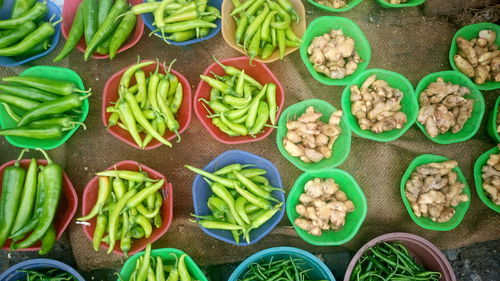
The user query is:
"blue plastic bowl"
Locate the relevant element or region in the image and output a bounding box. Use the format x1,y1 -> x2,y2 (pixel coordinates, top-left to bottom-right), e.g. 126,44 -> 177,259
192,150 -> 285,246
228,247 -> 336,281
0,259 -> 85,281
0,0 -> 61,67
141,0 -> 222,46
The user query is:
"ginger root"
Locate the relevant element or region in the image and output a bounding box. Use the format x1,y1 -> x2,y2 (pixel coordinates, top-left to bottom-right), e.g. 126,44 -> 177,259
386,0 -> 409,3
308,29 -> 361,80
294,178 -> 354,236
315,0 -> 349,8
454,30 -> 500,84
481,144 -> 500,205
283,106 -> 342,163
417,77 -> 473,137
405,160 -> 469,223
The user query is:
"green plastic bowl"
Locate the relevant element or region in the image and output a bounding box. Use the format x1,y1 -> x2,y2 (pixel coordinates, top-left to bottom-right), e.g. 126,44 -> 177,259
414,71 -> 485,144
400,154 -> 471,231
300,16 -> 371,86
473,146 -> 500,213
276,99 -> 352,172
0,66 -> 89,150
375,0 -> 426,8
449,22 -> 500,91
119,248 -> 208,281
340,68 -> 418,142
286,169 -> 367,246
307,0 -> 364,12
487,96 -> 500,142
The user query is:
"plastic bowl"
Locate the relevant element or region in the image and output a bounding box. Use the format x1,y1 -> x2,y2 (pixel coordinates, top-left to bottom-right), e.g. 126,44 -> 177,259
81,160 -> 173,256
449,22 -> 500,91
102,60 -> 192,150
0,258 -> 85,281
473,146 -> 500,213
375,0 -> 426,8
194,56 -> 284,144
276,99 -> 351,172
228,247 -> 335,281
221,0 -> 306,63
300,16 -> 371,86
142,0 -> 222,46
307,0 -> 363,12
286,169 -> 367,246
487,96 -> 500,142
0,66 -> 90,150
0,159 -> 78,251
120,248 -> 208,281
343,232 -> 456,281
0,0 -> 61,67
61,0 -> 144,60
340,68 -> 417,142
400,154 -> 471,231
191,150 -> 285,246
414,71 -> 485,144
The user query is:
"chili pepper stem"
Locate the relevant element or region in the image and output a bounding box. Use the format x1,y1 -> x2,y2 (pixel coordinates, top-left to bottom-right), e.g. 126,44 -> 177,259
36,148 -> 53,164
14,148 -> 29,166
74,88 -> 92,94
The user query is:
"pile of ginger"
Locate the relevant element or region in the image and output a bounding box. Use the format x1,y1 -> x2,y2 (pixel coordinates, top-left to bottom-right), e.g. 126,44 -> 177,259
405,160 -> 469,223
315,0 -> 349,9
294,178 -> 354,236
481,145 -> 500,205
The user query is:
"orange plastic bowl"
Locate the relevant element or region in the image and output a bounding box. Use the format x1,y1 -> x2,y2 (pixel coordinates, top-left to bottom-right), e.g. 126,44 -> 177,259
102,60 -> 192,150
194,56 -> 285,144
0,159 -> 78,252
81,160 -> 173,256
61,0 -> 144,60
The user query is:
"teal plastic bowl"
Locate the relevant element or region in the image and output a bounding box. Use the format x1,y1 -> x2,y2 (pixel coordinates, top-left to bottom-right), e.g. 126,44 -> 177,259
375,0 -> 426,8
307,0 -> 364,12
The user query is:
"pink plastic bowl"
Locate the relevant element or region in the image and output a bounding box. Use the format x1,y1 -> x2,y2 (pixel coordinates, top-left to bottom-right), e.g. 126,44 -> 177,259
81,160 -> 173,256
194,56 -> 285,144
61,0 -> 144,60
0,159 -> 78,252
102,60 -> 192,150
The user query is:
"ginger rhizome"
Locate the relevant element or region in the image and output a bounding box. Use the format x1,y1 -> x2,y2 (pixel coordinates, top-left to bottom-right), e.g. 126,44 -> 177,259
283,106 -> 342,163
294,178 -> 354,236
387,0 -> 409,3
497,105 -> 500,134
454,30 -> 500,84
481,145 -> 500,205
315,0 -> 349,9
417,77 -> 473,138
308,29 -> 360,80
350,75 -> 407,134
405,160 -> 469,223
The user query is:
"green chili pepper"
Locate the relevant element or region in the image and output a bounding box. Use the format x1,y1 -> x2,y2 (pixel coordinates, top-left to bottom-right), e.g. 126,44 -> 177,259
96,169 -> 151,182
212,117 -> 239,136
54,3 -> 84,62
98,0 -> 114,25
233,183 -> 271,210
134,70 -> 148,108
245,85 -> 268,129
277,29 -> 286,60
78,176 -> 110,221
248,29 -> 261,64
185,165 -> 237,188
11,0 -> 36,18
2,76 -> 89,96
0,125 -> 67,139
0,19 -> 58,56
250,101 -> 269,135
120,212 -> 131,257
0,1 -> 47,29
154,0 -> 173,40
200,75 -> 234,94
221,113 -> 248,135
156,256 -> 165,281
214,164 -> 255,175
244,203 -> 261,214
235,196 -> 251,225
136,244 -> 152,281
38,224 -> 56,255
10,158 -> 38,235
1,103 -> 20,122
260,11 -> 277,42
169,83 -> 183,114
120,61 -> 156,91
92,213 -> 107,251
117,100 -> 143,148
109,12 -> 137,59
246,202 -> 281,232
233,171 -> 274,200
0,93 -> 40,111
107,188 -> 137,254
230,0 -> 256,16
265,83 -> 277,125
223,94 -> 251,108
243,4 -> 269,46
213,57 -> 263,88
0,21 -> 36,48
14,37 -> 51,57
235,14 -> 248,45
178,254 -> 191,281
0,84 -> 58,103
83,0 -> 98,45
246,0 -> 265,16
196,220 -> 244,230
124,179 -> 164,211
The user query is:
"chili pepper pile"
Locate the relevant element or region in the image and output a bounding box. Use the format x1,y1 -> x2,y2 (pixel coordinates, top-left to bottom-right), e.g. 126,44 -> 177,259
107,60 -> 184,149
0,0 -> 60,57
0,75 -> 90,140
125,244 -> 198,281
350,242 -> 442,281
230,0 -> 302,61
199,58 -> 278,137
186,163 -> 283,244
18,268 -> 78,281
126,0 -> 220,43
78,167 -> 165,257
0,149 -> 62,254
55,0 -> 138,61
238,257 -> 328,281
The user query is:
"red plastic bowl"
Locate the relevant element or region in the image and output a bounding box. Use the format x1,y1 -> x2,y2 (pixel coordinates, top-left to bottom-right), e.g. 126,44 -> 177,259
0,159 -> 78,252
81,160 -> 173,256
102,60 -> 192,150
344,232 -> 456,281
194,57 -> 285,144
61,0 -> 144,60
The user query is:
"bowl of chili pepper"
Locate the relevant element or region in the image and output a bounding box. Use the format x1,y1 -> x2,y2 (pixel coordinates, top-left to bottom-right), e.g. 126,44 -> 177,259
194,56 -> 285,144
102,60 -> 192,150
0,258 -> 85,281
0,158 -> 78,252
0,0 -> 61,67
60,0 -> 144,60
344,232 -> 456,281
81,160 -> 173,256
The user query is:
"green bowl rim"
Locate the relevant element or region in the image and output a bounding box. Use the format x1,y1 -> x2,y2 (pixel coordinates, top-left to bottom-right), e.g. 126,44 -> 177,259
414,70 -> 485,144
473,146 -> 500,213
375,0 -> 426,8
400,154 -> 472,231
286,168 -> 368,246
487,96 -> 500,142
307,0 -> 364,12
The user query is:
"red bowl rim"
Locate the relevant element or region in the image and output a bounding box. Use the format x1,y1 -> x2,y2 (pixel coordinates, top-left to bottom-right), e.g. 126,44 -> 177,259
193,56 -> 285,144
0,159 -> 78,252
101,60 -> 192,150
